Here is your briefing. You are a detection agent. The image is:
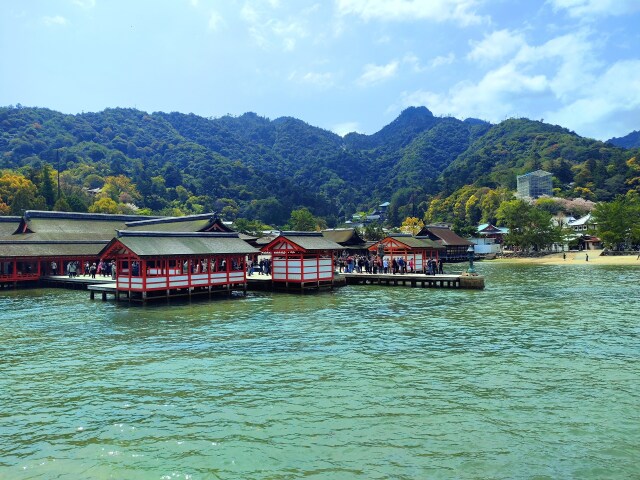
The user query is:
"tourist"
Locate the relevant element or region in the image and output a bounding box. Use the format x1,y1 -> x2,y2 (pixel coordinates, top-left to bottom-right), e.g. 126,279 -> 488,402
51,261 -> 57,276
438,258 -> 444,274
90,262 -> 97,279
111,260 -> 116,280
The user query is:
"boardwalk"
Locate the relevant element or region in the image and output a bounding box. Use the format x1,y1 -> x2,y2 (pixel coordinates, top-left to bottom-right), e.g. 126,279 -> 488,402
341,272 -> 484,289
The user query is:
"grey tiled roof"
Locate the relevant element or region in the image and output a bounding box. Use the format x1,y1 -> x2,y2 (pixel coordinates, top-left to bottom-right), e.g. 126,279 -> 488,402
108,231 -> 259,257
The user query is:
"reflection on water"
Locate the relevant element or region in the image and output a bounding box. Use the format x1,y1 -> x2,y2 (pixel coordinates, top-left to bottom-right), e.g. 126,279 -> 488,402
1,263 -> 639,479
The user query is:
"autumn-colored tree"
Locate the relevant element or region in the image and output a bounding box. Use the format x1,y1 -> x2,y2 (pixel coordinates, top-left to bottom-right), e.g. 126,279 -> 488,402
88,197 -> 119,214
99,175 -> 141,204
0,171 -> 43,214
400,216 -> 424,235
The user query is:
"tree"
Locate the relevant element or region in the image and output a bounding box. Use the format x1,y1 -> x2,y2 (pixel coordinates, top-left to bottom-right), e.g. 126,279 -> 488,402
38,163 -> 56,208
497,199 -> 560,251
53,197 -> 72,212
0,171 -> 43,214
592,194 -> 640,249
400,216 -> 424,235
88,197 -> 119,214
288,207 -> 318,231
364,222 -> 384,241
233,218 -> 270,237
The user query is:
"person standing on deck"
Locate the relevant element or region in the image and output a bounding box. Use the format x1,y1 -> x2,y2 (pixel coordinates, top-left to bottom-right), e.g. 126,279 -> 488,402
51,261 -> 57,276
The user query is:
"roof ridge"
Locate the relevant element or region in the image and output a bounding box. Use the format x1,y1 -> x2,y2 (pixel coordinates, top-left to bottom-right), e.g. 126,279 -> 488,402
125,213 -> 217,227
117,230 -> 239,238
24,210 -> 159,222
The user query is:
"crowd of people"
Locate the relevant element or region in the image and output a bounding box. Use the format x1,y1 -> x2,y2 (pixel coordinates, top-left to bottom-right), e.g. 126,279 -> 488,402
50,253 -> 448,281
52,260 -> 116,279
335,253 -> 444,275
248,257 -> 271,276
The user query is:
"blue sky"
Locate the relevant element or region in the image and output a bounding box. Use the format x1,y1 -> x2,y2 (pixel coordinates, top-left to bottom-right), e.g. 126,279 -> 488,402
1,0 -> 639,141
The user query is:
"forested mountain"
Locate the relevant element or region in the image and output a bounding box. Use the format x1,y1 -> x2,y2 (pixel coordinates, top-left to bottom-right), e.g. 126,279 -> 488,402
1,104 -> 638,229
608,130 -> 640,149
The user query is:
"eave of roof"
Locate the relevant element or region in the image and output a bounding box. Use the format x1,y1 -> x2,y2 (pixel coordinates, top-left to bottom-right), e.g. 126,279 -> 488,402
105,230 -> 258,257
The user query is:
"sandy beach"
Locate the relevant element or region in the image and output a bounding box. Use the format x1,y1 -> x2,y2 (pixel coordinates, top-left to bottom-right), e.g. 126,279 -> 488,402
491,250 -> 640,266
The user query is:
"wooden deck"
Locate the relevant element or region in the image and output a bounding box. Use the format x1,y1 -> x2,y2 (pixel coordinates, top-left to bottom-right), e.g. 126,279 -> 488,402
40,275 -> 115,289
341,272 -> 484,289
42,271 -> 484,303
247,273 -> 347,292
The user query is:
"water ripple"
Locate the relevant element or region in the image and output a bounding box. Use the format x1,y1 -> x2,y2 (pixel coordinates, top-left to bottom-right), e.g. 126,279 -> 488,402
1,265 -> 639,479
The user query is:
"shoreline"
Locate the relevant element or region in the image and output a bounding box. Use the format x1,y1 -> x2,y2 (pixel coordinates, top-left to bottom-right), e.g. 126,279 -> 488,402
488,250 -> 640,266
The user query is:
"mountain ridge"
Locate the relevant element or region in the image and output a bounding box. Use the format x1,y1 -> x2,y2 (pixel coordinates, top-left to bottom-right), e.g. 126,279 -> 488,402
0,104 -> 637,226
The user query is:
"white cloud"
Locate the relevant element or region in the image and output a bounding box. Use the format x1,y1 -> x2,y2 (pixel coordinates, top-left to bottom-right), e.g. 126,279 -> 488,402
394,28 -> 638,139
430,52 -> 455,67
332,121 -> 361,136
513,30 -> 599,100
42,15 -> 68,26
403,53 -> 427,72
546,60 -> 640,139
357,60 -> 399,86
289,71 -> 336,89
398,62 -> 549,121
468,29 -> 526,63
548,0 -> 640,18
73,0 -> 96,8
336,0 -> 487,26
241,3 -> 308,51
208,11 -> 223,31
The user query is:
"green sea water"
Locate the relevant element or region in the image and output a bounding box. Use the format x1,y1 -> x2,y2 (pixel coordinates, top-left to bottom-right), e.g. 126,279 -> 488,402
1,262 -> 639,479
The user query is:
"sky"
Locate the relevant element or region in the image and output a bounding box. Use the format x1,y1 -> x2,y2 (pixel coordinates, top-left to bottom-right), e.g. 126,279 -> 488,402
1,0 -> 639,141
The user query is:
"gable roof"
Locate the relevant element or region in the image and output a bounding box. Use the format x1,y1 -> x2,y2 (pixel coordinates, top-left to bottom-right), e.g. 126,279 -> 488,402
261,232 -> 342,252
0,239 -> 108,258
125,213 -> 235,232
126,214 -> 257,242
101,231 -> 258,258
568,213 -> 593,226
370,235 -> 443,251
0,216 -> 22,236
477,223 -> 508,234
416,225 -> 473,246
14,210 -> 156,240
321,228 -> 366,246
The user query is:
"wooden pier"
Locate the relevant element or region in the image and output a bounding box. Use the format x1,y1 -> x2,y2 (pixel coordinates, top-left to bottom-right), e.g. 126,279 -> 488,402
86,282 -> 245,302
43,272 -> 483,304
341,272 -> 484,289
247,274 -> 346,292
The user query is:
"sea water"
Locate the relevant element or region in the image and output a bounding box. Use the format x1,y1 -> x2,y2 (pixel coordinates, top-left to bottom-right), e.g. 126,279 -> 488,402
1,263 -> 638,479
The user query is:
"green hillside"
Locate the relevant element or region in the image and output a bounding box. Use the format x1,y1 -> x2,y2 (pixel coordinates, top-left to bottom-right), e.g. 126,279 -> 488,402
1,105 -> 638,228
